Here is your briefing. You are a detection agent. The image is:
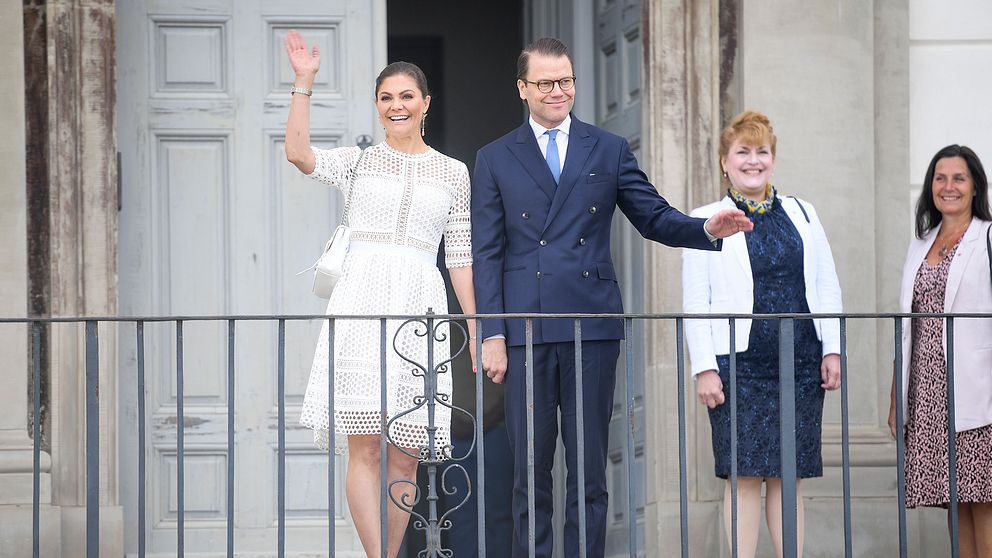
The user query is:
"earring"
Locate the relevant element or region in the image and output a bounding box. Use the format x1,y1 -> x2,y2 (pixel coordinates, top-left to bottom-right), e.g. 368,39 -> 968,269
421,113 -> 427,137
722,171 -> 728,178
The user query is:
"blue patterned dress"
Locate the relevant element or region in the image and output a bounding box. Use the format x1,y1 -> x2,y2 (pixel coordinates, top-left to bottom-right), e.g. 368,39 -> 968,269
709,197 -> 825,479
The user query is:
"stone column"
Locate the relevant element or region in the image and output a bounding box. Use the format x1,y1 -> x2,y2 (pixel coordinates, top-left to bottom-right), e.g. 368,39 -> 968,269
737,2 -> 908,553
641,0 -> 725,555
642,1 -> 914,555
0,1 -> 59,554
20,1 -> 122,555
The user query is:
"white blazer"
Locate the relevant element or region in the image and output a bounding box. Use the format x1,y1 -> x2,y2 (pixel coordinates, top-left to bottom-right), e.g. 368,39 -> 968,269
898,218 -> 992,432
682,196 -> 843,376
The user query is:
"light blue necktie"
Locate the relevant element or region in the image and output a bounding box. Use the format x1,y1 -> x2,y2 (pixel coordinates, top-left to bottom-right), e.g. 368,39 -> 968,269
545,129 -> 561,184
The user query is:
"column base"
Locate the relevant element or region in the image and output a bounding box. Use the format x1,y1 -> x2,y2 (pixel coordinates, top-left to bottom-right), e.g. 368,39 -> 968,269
59,505 -> 124,558
0,504 -> 62,558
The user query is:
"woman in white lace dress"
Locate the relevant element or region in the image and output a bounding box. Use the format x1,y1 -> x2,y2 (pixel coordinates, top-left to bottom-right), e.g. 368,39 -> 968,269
283,31 -> 476,558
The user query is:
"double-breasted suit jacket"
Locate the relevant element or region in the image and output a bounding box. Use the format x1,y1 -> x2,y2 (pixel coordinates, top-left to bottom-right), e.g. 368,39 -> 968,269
472,115 -> 719,344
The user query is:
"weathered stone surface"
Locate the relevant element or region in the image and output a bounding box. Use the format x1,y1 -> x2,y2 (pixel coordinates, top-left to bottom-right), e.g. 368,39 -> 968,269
10,1 -> 121,556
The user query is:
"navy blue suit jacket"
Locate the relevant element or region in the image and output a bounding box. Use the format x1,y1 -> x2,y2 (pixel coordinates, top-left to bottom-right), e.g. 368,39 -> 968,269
471,116 -> 719,346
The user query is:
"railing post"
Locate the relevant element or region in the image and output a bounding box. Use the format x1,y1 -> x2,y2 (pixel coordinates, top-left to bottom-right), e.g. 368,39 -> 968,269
85,320 -> 100,558
475,330 -> 487,558
32,322 -> 42,558
176,320 -> 185,557
137,321 -> 147,558
277,319 -> 286,558
729,318 -> 738,558
840,318 -> 852,558
380,318 -> 389,558
624,318 -> 637,557
525,318 -> 536,558
894,317 -> 908,557
327,318 -> 336,556
226,320 -> 235,558
675,318 -> 689,558
574,320 -> 587,558
424,310 -> 441,556
778,318 -> 797,558
947,317 -> 959,558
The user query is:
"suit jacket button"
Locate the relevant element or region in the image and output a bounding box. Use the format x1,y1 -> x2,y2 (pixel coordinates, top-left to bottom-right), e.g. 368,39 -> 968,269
579,238 -> 586,245
536,271 -> 542,278
582,270 -> 590,278
588,206 -> 597,214
539,239 -> 548,246
521,212 -> 530,219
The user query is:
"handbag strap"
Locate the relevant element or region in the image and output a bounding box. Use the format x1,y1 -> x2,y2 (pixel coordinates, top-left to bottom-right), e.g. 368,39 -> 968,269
788,196 -> 811,223
986,223 -> 991,290
340,147 -> 367,227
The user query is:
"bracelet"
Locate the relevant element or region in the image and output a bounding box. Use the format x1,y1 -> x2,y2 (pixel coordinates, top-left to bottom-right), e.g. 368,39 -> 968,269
469,336 -> 477,340
291,86 -> 312,97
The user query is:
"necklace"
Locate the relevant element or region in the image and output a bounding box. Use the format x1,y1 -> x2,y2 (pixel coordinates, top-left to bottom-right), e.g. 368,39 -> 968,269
936,223 -> 968,258
728,184 -> 776,214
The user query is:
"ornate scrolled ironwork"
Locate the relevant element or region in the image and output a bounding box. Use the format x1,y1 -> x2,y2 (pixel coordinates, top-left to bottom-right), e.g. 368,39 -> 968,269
386,309 -> 477,557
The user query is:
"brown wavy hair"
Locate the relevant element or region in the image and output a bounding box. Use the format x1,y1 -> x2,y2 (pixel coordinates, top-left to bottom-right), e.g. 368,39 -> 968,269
718,110 -> 777,185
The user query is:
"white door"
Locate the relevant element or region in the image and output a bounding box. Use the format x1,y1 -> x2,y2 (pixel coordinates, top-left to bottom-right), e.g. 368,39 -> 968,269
595,0 -> 646,555
117,1 -> 384,555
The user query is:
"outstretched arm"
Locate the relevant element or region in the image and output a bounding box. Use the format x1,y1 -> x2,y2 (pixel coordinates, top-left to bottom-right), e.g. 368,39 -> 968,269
284,30 -> 321,174
615,139 -> 750,249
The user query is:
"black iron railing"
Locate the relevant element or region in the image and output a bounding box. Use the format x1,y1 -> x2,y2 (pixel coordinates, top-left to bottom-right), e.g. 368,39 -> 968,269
9,311 -> 988,558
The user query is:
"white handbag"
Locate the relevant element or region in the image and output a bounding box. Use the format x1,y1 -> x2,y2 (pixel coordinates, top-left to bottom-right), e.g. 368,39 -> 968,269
311,224 -> 352,298
303,148 -> 366,298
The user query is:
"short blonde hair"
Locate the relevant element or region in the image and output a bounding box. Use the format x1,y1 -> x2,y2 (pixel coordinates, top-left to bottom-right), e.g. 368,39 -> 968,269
718,110 -> 777,180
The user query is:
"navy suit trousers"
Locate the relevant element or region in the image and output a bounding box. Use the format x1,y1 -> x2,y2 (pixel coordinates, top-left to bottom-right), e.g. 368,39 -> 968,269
504,340 -> 620,558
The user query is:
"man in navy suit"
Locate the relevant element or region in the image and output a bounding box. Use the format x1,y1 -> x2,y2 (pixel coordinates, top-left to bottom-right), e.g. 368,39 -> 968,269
471,38 -> 751,557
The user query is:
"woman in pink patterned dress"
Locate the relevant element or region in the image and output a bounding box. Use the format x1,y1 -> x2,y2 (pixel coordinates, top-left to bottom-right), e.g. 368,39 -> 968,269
890,144 -> 992,557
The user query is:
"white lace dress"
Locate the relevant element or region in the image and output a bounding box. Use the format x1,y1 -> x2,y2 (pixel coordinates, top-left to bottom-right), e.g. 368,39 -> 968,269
299,142 -> 472,454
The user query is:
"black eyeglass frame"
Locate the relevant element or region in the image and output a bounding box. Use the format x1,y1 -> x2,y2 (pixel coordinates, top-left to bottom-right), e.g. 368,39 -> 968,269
520,76 -> 576,93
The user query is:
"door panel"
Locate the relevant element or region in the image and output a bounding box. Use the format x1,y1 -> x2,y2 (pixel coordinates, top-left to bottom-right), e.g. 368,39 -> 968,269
118,1 -> 383,554
595,0 -> 646,555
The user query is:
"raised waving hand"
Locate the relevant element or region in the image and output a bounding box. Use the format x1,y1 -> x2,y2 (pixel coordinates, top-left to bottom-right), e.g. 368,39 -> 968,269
284,30 -> 320,80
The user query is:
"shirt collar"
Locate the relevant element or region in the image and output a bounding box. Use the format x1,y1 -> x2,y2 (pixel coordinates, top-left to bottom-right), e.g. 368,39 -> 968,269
529,114 -> 571,140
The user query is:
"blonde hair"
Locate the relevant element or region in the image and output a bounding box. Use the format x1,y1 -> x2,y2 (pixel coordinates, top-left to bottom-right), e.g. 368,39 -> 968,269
718,110 -> 777,183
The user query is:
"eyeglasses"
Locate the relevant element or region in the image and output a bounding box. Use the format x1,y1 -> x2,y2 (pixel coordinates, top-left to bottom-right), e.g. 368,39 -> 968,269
521,76 -> 576,93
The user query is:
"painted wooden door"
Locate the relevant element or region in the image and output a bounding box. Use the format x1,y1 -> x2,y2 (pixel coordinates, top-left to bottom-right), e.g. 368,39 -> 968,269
595,0 -> 647,555
117,1 -> 384,555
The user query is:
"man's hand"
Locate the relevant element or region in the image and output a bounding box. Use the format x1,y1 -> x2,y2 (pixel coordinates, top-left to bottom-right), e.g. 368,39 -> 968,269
482,338 -> 509,384
704,208 -> 754,239
820,353 -> 841,390
696,370 -> 725,409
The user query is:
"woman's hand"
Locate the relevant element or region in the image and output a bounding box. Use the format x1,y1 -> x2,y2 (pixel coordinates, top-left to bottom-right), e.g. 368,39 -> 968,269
820,353 -> 841,390
696,370 -> 725,409
284,30 -> 320,81
468,340 -> 478,373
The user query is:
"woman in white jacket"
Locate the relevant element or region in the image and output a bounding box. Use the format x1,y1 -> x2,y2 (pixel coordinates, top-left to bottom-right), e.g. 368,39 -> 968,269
682,111 -> 842,558
888,144 -> 992,557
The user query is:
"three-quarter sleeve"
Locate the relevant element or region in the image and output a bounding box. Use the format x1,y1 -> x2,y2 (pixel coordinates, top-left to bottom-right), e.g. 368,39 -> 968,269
306,145 -> 363,195
443,162 -> 473,268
